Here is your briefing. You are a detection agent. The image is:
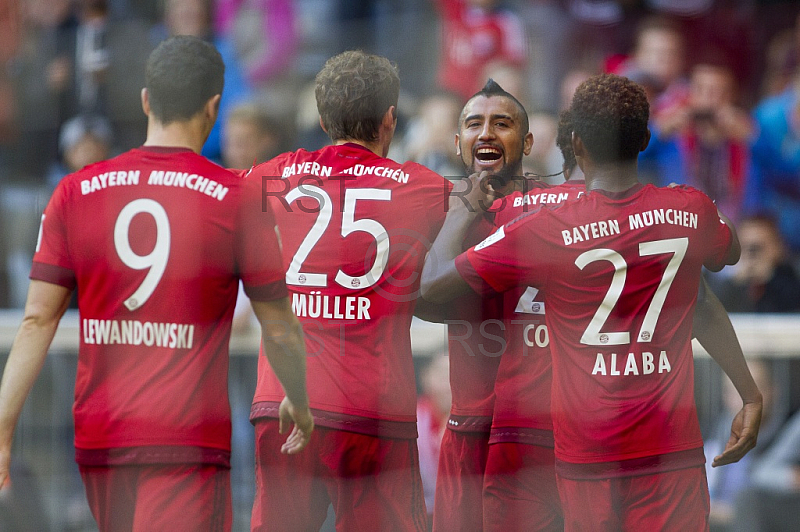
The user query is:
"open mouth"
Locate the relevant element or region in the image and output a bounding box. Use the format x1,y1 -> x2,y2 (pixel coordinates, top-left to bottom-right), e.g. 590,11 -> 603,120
474,146 -> 503,162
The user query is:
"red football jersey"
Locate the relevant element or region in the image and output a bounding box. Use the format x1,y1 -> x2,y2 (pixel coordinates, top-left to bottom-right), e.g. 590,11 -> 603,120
248,143 -> 450,438
489,181 -> 585,445
445,213 -> 503,430
32,146 -> 287,466
457,184 -> 732,468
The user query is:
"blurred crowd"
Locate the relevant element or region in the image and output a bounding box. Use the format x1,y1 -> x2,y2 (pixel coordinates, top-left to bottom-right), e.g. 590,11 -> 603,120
2,2 -> 800,530
2,0 -> 800,311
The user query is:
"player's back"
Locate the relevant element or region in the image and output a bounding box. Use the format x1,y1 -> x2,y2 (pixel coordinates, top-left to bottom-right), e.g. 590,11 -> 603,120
463,183 -> 733,469
34,146 -> 269,459
523,184 -> 731,466
490,179 -> 585,439
250,143 -> 449,436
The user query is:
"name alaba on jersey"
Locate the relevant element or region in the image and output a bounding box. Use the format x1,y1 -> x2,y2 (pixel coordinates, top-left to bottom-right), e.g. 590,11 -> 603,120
456,183 -> 733,477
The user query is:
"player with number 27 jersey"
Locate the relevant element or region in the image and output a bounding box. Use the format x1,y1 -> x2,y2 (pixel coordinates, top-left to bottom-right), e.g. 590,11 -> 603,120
458,183 -> 733,476
32,147 -> 286,466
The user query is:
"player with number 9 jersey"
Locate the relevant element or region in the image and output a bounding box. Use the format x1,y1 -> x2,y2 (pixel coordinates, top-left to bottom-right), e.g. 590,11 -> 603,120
0,36 -> 313,532
33,144 -> 286,465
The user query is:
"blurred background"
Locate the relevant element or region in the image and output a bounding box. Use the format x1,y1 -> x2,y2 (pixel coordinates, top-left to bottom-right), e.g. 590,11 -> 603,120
2,0 -> 800,530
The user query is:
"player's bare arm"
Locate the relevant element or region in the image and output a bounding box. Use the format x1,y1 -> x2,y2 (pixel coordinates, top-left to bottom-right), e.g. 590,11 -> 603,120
421,171 -> 498,304
717,210 -> 741,268
693,277 -> 762,467
668,183 -> 741,268
0,281 -> 72,489
251,298 -> 314,454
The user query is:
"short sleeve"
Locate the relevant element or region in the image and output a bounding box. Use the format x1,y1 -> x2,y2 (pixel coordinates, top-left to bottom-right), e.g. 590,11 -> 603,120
455,212 -> 544,297
235,176 -> 288,301
697,194 -> 734,271
30,181 -> 76,289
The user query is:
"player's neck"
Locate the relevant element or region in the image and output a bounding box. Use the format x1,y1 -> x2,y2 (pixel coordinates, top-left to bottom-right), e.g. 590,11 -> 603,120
333,138 -> 387,158
144,118 -> 209,154
584,161 -> 640,193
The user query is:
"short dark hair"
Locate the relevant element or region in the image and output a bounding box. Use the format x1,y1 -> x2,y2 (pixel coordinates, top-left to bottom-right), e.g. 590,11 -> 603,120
145,36 -> 224,124
555,110 -> 576,172
460,78 -> 529,134
570,73 -> 649,163
315,50 -> 400,142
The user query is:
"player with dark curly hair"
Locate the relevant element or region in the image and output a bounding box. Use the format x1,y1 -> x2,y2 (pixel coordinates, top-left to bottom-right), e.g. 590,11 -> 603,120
421,73 -> 762,530
555,110 -> 580,179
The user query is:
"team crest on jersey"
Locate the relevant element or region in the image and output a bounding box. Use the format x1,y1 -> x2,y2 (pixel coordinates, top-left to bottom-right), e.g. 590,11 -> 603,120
514,286 -> 545,315
475,225 -> 505,251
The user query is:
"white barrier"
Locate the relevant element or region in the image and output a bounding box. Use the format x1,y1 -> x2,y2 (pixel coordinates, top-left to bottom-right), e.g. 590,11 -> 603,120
1,310 -> 796,358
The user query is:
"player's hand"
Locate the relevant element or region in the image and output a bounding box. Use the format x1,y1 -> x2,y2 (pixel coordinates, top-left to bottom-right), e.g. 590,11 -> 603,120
278,396 -> 314,455
0,447 -> 11,493
712,400 -> 762,467
451,170 -> 501,213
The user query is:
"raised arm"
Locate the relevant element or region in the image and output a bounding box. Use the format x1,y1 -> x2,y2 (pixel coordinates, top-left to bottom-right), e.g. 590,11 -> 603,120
420,171 -> 497,304
0,280 -> 72,489
693,277 -> 762,467
251,297 -> 313,454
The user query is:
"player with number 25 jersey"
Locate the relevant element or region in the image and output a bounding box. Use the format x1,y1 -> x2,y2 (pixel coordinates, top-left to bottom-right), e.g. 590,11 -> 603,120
246,50 -> 449,531
250,142 -> 447,434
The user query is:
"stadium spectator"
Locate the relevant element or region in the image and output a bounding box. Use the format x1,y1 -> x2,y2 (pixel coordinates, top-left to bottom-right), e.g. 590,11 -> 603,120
46,113 -> 114,188
0,36 -> 312,531
617,16 -> 688,121
707,214 -> 800,313
421,73 -> 762,530
518,0 -> 572,114
9,0 -> 79,181
524,112 -> 562,183
213,0 -> 296,89
416,353 -> 451,529
212,0 -> 299,131
401,91 -> 464,179
751,405 -> 800,493
705,359 -> 786,532
641,58 -> 754,222
154,0 -> 253,163
222,101 -> 281,171
72,0 -> 151,152
737,406 -> 800,532
434,0 -> 527,102
246,50 -> 449,531
748,68 -> 800,254
222,102 -> 283,334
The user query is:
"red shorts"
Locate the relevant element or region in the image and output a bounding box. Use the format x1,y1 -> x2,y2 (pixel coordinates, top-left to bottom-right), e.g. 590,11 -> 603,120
556,466 -> 710,532
432,429 -> 490,532
483,442 -> 563,531
79,463 -> 231,532
251,420 -> 427,532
